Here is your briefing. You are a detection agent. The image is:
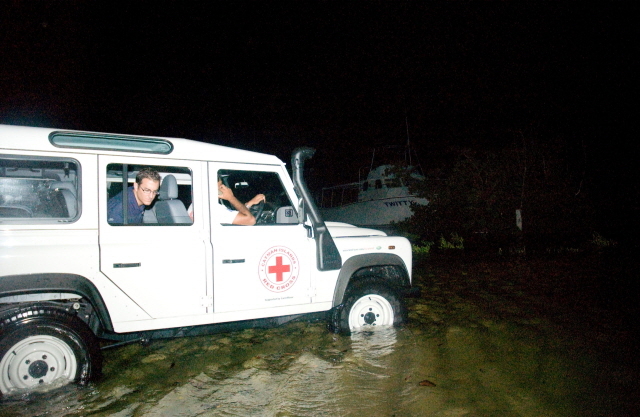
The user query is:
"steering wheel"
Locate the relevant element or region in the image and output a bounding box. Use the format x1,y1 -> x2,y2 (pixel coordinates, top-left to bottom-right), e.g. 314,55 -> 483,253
249,200 -> 265,224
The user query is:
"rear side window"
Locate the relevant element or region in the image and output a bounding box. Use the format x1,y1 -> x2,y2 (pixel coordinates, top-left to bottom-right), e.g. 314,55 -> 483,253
0,156 -> 80,223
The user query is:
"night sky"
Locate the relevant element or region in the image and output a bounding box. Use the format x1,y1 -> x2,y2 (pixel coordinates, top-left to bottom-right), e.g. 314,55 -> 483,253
1,2 -> 636,232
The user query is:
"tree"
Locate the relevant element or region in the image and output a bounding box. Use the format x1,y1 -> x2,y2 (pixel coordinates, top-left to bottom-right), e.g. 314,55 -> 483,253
401,128 -> 594,251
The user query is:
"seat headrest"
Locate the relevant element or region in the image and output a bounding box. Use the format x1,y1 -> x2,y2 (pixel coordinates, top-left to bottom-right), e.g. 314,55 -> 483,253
51,181 -> 76,196
159,175 -> 178,200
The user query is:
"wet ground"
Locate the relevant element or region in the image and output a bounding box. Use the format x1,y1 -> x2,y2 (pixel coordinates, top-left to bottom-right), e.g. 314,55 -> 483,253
2,247 -> 638,416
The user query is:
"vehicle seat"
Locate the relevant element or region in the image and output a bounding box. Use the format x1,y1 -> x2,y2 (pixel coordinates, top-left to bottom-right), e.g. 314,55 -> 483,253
154,174 -> 191,224
143,206 -> 158,223
51,181 -> 77,218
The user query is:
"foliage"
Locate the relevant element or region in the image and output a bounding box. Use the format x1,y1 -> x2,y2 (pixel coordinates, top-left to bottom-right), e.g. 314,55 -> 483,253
399,128 -> 596,250
590,232 -> 617,248
412,242 -> 433,255
439,233 -> 464,250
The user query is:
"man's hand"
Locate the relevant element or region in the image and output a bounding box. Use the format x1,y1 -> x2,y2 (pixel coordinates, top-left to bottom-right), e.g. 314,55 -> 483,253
218,183 -> 234,201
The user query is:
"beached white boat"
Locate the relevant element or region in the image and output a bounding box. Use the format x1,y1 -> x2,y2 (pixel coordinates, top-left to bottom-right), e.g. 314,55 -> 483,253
319,147 -> 428,229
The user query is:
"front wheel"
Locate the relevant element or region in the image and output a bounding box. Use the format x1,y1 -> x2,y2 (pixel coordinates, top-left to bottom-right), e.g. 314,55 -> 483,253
332,281 -> 406,334
0,305 -> 102,396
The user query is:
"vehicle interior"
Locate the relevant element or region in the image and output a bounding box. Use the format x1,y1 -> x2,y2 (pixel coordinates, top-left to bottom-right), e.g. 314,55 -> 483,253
0,157 -> 79,222
218,169 -> 298,225
106,163 -> 193,225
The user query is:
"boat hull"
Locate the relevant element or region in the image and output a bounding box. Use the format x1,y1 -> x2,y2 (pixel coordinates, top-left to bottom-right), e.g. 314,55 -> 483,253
320,196 -> 427,227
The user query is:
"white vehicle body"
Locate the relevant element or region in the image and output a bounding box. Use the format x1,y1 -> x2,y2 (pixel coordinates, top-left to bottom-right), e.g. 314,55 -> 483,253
0,124 -> 414,394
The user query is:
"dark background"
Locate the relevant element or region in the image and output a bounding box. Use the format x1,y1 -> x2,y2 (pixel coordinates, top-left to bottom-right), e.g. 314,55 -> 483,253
1,2 -> 636,238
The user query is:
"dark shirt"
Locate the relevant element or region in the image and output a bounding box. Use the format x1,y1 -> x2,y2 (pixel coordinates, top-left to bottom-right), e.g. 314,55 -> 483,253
107,187 -> 145,224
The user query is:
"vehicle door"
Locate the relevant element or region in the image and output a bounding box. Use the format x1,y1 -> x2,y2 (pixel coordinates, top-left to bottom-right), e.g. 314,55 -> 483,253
207,163 -> 313,315
98,156 -> 210,319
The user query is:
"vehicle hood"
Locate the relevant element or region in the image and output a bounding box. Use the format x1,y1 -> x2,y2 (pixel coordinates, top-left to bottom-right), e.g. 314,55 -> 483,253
325,221 -> 388,237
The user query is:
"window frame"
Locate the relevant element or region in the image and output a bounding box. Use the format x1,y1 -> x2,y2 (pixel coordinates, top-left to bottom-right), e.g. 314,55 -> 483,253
106,163 -> 194,226
0,154 -> 81,224
215,168 -> 298,226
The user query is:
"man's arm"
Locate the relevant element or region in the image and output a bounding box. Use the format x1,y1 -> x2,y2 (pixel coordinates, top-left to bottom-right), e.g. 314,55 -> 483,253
107,192 -> 124,223
218,183 -> 257,225
245,193 -> 266,208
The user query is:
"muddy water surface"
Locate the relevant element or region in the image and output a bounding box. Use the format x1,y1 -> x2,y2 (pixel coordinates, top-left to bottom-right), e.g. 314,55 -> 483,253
2,251 -> 636,416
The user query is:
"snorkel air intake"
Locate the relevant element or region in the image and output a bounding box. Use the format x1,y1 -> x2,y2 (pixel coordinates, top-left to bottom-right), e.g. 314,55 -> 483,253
291,147 -> 342,271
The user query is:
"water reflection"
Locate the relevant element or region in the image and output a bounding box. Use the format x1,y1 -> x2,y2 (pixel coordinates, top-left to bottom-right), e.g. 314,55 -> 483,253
0,317 -> 629,416
349,328 -> 398,362
137,327 -> 404,417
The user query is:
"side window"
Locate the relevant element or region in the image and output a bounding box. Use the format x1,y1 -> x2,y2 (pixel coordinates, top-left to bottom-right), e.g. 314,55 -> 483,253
385,178 -> 402,188
216,169 -> 297,225
0,156 -> 80,223
106,163 -> 193,225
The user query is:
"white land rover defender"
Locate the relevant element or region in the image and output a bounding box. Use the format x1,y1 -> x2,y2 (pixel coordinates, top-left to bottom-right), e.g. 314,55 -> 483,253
0,124 -> 415,395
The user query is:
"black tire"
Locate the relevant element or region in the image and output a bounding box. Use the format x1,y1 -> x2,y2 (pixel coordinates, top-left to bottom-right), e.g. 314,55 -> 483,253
331,279 -> 406,335
0,304 -> 102,396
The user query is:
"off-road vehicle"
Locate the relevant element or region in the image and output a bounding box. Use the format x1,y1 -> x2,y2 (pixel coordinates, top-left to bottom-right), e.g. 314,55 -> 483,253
0,124 -> 414,395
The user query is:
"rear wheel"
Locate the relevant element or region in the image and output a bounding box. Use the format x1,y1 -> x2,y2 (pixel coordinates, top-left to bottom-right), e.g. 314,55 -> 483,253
0,305 -> 102,396
332,280 -> 405,334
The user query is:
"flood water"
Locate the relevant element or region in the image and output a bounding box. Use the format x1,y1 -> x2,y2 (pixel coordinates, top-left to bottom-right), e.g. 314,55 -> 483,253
1,252 -> 637,416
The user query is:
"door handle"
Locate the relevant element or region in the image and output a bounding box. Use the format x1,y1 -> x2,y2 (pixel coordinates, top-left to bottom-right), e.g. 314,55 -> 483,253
222,259 -> 245,264
113,263 -> 141,268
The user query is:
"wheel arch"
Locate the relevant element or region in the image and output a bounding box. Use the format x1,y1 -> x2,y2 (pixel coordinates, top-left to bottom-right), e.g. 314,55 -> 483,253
332,253 -> 410,307
0,273 -> 113,334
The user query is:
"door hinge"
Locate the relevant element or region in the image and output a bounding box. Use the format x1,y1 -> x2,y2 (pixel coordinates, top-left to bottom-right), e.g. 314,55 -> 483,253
201,295 -> 213,309
307,287 -> 317,299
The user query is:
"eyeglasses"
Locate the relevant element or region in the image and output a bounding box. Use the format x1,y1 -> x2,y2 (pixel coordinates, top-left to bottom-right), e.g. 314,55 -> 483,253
140,187 -> 160,196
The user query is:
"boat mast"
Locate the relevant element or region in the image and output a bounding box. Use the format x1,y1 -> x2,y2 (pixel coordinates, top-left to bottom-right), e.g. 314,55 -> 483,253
369,147 -> 376,173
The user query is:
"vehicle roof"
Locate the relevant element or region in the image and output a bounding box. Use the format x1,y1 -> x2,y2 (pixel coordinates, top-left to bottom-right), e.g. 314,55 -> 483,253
0,124 -> 283,166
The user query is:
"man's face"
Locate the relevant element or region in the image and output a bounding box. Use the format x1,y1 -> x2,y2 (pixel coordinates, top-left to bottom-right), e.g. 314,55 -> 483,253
133,178 -> 160,206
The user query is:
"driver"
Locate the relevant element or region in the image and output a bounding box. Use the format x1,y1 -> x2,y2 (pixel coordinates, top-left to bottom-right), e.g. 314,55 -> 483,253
188,179 -> 265,225
217,179 -> 265,225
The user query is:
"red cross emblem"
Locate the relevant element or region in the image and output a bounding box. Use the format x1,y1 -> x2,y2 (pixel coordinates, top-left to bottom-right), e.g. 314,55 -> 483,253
268,256 -> 291,282
259,246 -> 300,293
